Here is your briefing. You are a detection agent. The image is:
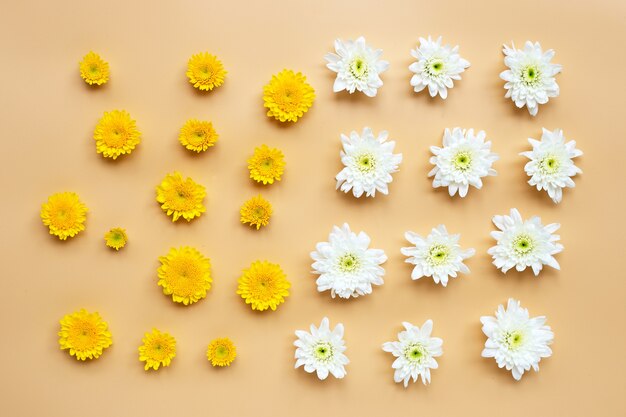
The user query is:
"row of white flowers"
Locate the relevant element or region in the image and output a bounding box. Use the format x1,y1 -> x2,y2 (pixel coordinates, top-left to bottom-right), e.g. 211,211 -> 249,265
336,127 -> 582,204
326,36 -> 561,116
295,299 -> 554,384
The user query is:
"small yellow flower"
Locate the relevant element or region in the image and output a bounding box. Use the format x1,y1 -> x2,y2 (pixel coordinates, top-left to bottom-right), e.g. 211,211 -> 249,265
263,69 -> 315,123
94,110 -> 141,159
104,227 -> 127,250
248,145 -> 285,185
206,337 -> 237,367
158,246 -> 212,305
79,51 -> 109,85
40,192 -> 88,240
179,119 -> 218,152
156,172 -> 206,222
59,309 -> 112,361
237,260 -> 290,311
186,52 -> 226,91
240,195 -> 272,230
138,329 -> 176,371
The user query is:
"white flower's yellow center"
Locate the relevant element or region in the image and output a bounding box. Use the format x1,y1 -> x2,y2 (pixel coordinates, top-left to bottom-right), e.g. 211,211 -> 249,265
428,244 -> 450,266
404,343 -> 427,363
314,342 -> 334,362
540,154 -> 560,174
427,58 -> 445,76
504,330 -> 525,350
349,57 -> 369,79
512,234 -> 535,255
453,151 -> 472,171
338,253 -> 360,273
521,65 -> 540,86
356,153 -> 376,173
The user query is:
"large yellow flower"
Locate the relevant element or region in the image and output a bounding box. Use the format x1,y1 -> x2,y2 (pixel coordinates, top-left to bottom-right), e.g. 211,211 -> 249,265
156,172 -> 206,222
179,119 -> 218,153
240,195 -> 272,230
58,309 -> 112,361
237,260 -> 290,311
186,52 -> 226,91
263,69 -> 315,123
94,110 -> 141,159
139,329 -> 176,371
40,192 -> 88,240
104,227 -> 127,250
79,51 -> 109,85
206,337 -> 237,367
158,246 -> 212,305
247,145 -> 285,185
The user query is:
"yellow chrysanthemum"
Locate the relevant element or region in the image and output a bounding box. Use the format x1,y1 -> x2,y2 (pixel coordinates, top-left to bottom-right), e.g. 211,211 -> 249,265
240,195 -> 272,230
186,52 -> 226,91
206,337 -> 237,367
263,69 -> 315,123
247,145 -> 285,185
40,192 -> 88,240
94,110 -> 141,159
236,260 -> 290,311
179,119 -> 218,153
138,329 -> 176,371
157,246 -> 212,305
58,309 -> 112,361
156,172 -> 206,222
79,51 -> 109,85
104,227 -> 127,250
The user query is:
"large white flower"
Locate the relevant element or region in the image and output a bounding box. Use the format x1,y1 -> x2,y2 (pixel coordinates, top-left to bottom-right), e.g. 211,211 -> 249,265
488,208 -> 562,276
500,41 -> 562,116
294,317 -> 349,380
336,127 -> 402,198
429,128 -> 498,197
382,320 -> 443,387
325,36 -> 389,97
521,128 -> 583,204
401,225 -> 475,287
311,223 -> 386,299
481,298 -> 554,381
409,36 -> 470,99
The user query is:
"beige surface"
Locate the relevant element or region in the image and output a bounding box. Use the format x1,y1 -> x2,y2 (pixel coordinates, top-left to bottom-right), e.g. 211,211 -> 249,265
1,0 -> 625,415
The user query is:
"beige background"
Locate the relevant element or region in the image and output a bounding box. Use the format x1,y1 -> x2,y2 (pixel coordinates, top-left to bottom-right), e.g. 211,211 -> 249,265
1,0 -> 625,415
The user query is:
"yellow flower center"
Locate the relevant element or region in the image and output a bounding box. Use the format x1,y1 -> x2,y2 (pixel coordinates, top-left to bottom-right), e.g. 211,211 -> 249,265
349,57 -> 369,79
162,254 -> 206,299
453,151 -> 472,171
504,330 -> 524,350
428,244 -> 450,266
67,320 -> 99,351
103,124 -> 130,148
540,154 -> 560,174
521,65 -> 540,86
338,253 -> 360,272
512,234 -> 535,255
404,343 -> 427,363
356,153 -> 376,173
50,203 -> 80,230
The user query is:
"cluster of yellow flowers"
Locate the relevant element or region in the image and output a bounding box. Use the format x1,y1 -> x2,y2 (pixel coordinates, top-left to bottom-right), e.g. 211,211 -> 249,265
51,51 -> 300,369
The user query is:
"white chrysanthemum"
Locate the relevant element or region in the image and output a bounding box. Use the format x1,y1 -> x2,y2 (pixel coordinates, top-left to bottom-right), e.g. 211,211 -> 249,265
325,36 -> 390,97
481,298 -> 554,381
382,320 -> 443,387
488,208 -> 563,276
336,127 -> 402,198
500,41 -> 562,116
401,225 -> 475,287
409,36 -> 470,99
521,128 -> 582,204
311,223 -> 387,299
429,128 -> 498,197
294,317 -> 349,380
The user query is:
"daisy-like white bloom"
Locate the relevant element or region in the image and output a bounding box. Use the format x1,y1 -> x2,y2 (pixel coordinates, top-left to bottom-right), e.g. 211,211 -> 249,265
481,298 -> 554,380
401,225 -> 475,287
521,128 -> 583,203
382,320 -> 443,387
488,208 -> 562,276
429,128 -> 498,197
311,223 -> 387,299
336,127 -> 402,198
294,317 -> 349,380
500,41 -> 562,116
325,36 -> 389,97
409,36 -> 470,99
